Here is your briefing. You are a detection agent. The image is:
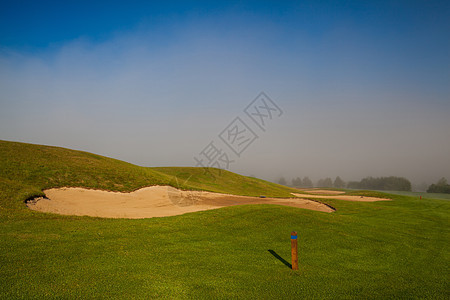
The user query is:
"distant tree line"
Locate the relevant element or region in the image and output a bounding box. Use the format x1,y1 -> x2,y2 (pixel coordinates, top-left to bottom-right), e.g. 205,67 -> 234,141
277,175 -> 450,194
314,177 -> 346,188
347,176 -> 411,191
291,176 -> 314,188
277,175 -> 412,191
279,176 -> 345,189
427,178 -> 450,194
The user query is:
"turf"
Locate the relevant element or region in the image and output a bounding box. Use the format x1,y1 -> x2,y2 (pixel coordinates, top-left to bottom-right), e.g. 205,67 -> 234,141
1,140 -> 449,299
0,140 -> 297,213
371,190 -> 450,201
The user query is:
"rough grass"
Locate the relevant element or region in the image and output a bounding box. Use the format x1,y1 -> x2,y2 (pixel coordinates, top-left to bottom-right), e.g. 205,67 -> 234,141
0,140 -> 449,299
0,140 -> 297,213
153,167 -> 297,197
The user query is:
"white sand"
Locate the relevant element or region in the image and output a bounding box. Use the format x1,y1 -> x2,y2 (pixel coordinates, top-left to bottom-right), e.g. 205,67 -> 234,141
291,193 -> 390,202
27,186 -> 334,218
299,189 -> 346,195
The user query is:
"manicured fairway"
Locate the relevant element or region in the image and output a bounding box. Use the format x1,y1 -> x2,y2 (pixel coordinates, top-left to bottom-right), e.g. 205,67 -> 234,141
1,141 -> 449,298
372,190 -> 450,201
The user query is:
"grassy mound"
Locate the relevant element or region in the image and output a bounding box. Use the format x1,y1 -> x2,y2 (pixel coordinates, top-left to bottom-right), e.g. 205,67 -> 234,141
0,140 -> 296,212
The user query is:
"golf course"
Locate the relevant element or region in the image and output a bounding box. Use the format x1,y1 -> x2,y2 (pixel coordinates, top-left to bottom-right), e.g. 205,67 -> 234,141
0,140 -> 448,298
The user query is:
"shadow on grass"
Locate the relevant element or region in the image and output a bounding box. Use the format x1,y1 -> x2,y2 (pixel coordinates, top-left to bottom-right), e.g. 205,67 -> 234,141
268,249 -> 292,269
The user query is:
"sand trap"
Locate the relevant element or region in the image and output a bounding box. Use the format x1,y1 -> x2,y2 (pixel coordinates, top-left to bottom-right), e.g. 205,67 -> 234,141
291,193 -> 390,202
298,189 -> 346,195
27,186 -> 334,218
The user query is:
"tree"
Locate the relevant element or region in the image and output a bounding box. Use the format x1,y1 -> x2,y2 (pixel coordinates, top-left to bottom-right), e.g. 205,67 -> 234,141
347,176 -> 411,191
302,176 -> 313,188
437,177 -> 448,186
292,177 -> 302,187
427,177 -> 450,194
323,177 -> 332,187
333,176 -> 345,188
317,177 -> 332,187
278,177 -> 287,186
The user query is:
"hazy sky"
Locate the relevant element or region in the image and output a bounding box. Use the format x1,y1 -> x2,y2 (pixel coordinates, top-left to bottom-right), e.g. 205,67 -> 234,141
1,1 -> 449,186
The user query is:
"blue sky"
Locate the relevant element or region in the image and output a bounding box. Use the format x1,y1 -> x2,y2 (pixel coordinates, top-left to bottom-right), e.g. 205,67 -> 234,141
1,1 -> 449,186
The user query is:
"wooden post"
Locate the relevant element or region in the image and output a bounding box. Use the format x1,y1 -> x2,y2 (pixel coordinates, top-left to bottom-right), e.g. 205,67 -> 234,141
291,231 -> 298,270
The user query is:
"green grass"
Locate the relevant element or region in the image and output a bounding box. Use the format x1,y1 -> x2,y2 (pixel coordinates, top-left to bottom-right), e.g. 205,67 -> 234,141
153,167 -> 297,197
1,140 -> 449,299
0,140 -> 297,213
370,190 -> 450,201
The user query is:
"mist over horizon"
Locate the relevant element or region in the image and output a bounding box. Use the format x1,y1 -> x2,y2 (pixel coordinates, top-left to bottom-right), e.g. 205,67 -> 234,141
1,1 -> 449,189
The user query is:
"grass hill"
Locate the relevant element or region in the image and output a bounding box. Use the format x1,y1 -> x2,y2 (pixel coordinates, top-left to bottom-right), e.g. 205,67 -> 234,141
0,139 -> 448,299
0,140 -> 297,213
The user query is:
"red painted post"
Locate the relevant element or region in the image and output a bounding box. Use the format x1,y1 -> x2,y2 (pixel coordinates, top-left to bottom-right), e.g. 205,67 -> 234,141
291,231 -> 298,270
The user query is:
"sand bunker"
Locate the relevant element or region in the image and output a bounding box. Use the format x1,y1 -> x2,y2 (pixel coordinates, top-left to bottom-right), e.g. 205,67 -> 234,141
27,186 -> 334,218
291,193 -> 390,202
299,189 -> 346,195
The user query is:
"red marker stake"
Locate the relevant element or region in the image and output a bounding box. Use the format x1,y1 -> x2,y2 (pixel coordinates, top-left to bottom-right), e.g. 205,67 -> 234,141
291,231 -> 298,270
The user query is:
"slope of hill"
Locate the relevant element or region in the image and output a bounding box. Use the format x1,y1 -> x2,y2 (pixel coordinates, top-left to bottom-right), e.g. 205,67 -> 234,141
0,140 -> 297,213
